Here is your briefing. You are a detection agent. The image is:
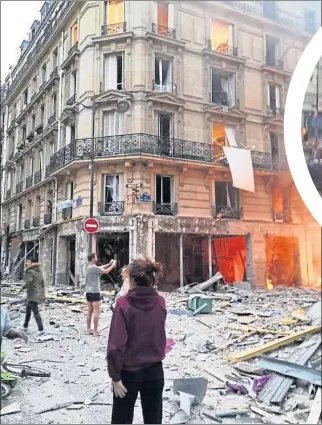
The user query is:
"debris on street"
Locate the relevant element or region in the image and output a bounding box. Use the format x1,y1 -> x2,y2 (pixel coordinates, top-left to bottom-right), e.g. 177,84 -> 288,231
0,282 -> 321,424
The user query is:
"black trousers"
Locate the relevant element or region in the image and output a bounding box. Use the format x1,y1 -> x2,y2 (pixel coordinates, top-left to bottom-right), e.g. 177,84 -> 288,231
24,301 -> 44,331
111,362 -> 164,424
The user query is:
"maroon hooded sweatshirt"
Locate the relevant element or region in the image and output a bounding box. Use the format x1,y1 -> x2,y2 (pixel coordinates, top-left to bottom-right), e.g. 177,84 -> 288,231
107,286 -> 167,382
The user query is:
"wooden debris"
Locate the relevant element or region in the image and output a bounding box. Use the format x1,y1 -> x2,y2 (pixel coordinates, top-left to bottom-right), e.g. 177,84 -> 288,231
226,323 -> 291,336
227,326 -> 321,363
280,318 -> 298,325
213,331 -> 258,353
306,388 -> 322,424
203,412 -> 222,423
237,316 -> 257,325
45,295 -> 87,304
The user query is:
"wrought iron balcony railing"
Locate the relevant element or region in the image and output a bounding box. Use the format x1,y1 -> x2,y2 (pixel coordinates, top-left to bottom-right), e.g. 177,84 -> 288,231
62,206 -> 72,220
99,201 -> 124,216
24,219 -> 31,230
16,181 -> 23,194
207,40 -> 238,56
44,214 -> 52,225
47,134 -> 289,176
9,152 -> 14,161
153,202 -> 177,216
48,113 -> 57,125
101,22 -> 126,35
34,170 -> 42,185
5,189 -> 11,200
211,90 -> 236,107
45,164 -> 52,178
212,205 -> 241,219
26,175 -> 33,189
32,216 -> 40,228
66,94 -> 76,105
265,56 -> 283,69
6,1 -> 74,100
152,80 -> 177,95
68,41 -> 79,55
152,23 -> 176,39
267,106 -> 284,117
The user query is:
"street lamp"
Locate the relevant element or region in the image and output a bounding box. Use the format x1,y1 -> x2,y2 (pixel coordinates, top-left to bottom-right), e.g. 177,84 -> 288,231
64,95 -> 130,254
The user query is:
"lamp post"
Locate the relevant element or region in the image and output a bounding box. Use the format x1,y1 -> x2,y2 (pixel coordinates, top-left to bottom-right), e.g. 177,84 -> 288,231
65,96 -> 130,254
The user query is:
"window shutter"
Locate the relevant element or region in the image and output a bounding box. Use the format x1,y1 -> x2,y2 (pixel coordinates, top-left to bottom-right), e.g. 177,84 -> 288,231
104,54 -> 117,90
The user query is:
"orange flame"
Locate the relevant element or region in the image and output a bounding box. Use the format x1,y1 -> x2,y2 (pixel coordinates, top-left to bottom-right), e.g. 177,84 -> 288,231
266,278 -> 273,291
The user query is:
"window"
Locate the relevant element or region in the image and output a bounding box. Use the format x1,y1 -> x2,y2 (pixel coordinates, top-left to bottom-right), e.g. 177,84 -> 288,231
267,84 -> 281,116
158,114 -> 172,139
40,105 -> 45,124
30,156 -> 34,175
104,53 -> 124,90
41,62 -> 47,83
210,20 -> 233,52
23,89 -> 28,106
106,1 -> 124,25
35,196 -> 41,217
32,115 -> 36,131
304,9 -> 316,33
32,75 -> 37,94
17,204 -> 23,230
103,111 -> 124,136
155,174 -> 175,215
271,186 -> 284,222
270,132 -> 280,166
69,72 -> 77,96
52,94 -> 57,115
157,2 -> 168,30
52,48 -> 58,69
214,181 -> 240,218
27,200 -> 32,218
71,125 -> 75,141
102,175 -> 121,213
20,164 -> 25,182
22,125 -> 27,141
212,124 -> 237,160
263,1 -> 277,20
71,22 -> 78,46
154,56 -> 174,93
211,69 -> 236,107
266,35 -> 280,67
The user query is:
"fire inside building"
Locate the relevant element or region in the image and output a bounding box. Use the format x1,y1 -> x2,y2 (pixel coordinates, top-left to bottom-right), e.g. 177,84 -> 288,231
0,1 -> 321,291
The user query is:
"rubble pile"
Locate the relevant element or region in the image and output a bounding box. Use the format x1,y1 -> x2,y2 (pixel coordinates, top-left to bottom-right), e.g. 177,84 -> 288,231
0,281 -> 321,424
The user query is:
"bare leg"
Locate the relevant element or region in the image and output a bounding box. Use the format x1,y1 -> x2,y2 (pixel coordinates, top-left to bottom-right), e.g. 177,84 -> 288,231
92,300 -> 101,336
86,302 -> 93,334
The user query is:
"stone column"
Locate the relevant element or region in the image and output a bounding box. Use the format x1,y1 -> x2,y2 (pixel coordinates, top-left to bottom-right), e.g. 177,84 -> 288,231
135,215 -> 150,258
249,231 -> 266,288
42,237 -> 53,286
75,229 -> 89,288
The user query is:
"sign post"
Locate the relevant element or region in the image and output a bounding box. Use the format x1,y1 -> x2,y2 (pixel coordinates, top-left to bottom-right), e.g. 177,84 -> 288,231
84,218 -> 99,234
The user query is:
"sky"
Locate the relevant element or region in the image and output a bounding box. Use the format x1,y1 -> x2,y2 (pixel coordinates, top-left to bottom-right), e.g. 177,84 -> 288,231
1,1 -> 42,82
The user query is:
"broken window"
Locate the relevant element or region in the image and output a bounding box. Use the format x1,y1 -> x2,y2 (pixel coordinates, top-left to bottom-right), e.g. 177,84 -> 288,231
154,56 -> 173,93
40,105 -> 45,125
210,20 -> 233,53
17,204 -> 23,230
270,132 -> 280,167
20,164 -> 25,182
155,174 -> 174,215
32,115 -> 36,131
27,200 -> 32,218
212,123 -> 237,161
267,84 -> 281,115
214,181 -> 240,218
104,52 -> 124,90
102,175 -> 121,213
211,69 -> 236,107
266,35 -> 280,67
158,114 -> 172,156
263,1 -> 277,20
157,2 -> 169,32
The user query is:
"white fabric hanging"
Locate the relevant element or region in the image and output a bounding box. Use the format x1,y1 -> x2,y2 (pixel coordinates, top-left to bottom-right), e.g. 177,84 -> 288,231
223,147 -> 255,192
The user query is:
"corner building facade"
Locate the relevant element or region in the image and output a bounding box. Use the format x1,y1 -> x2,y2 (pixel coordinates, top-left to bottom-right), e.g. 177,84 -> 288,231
1,0 -> 321,289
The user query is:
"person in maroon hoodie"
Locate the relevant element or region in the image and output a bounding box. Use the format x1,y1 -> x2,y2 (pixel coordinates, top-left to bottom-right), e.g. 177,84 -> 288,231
107,258 -> 166,424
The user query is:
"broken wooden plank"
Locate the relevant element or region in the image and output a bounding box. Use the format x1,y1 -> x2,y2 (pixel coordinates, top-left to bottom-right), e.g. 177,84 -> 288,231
45,295 -> 87,304
225,323 -> 291,336
227,326 -> 321,363
306,388 -> 322,424
199,366 -> 227,383
213,331 -> 258,354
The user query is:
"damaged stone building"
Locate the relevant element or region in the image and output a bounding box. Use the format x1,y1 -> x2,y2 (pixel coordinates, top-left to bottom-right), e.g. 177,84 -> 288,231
1,0 -> 321,289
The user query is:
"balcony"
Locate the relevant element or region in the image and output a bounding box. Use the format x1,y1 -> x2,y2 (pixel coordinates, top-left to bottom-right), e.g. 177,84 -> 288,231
99,201 -> 124,216
16,181 -> 23,194
34,170 -> 42,185
9,152 -> 14,161
44,214 -> 52,225
6,1 -> 74,100
62,42 -> 80,70
48,113 -> 57,125
153,202 -> 177,216
207,40 -> 238,57
32,216 -> 40,228
45,164 -> 52,178
152,23 -> 176,39
212,205 -> 241,220
265,56 -> 283,70
26,131 -> 34,143
267,106 -> 284,117
66,94 -> 76,106
62,207 -> 72,220
26,175 -> 33,189
5,189 -> 11,200
152,80 -> 177,95
17,141 -> 25,151
24,219 -> 31,230
35,123 -> 44,135
101,22 -> 126,36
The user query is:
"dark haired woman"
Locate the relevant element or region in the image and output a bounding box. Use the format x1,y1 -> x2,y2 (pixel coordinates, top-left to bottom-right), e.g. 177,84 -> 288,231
107,258 -> 166,424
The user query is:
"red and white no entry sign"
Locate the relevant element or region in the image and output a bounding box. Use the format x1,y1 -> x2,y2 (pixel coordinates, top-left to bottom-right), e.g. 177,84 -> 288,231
84,218 -> 99,234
